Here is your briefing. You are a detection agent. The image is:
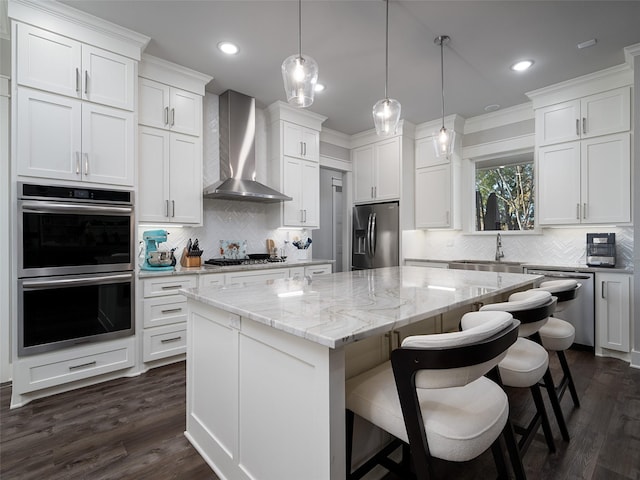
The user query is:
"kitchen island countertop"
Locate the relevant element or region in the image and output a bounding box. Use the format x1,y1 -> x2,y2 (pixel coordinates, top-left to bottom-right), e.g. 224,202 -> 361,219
181,266 -> 541,348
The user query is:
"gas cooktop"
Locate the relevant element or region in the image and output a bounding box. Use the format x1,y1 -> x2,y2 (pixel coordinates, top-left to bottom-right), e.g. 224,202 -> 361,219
204,257 -> 286,267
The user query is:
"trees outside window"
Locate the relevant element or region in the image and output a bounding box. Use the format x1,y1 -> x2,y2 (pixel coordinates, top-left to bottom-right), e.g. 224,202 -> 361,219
475,161 -> 534,231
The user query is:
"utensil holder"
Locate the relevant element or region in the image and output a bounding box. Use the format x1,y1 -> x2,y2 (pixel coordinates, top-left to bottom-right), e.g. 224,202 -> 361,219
296,249 -> 309,261
180,248 -> 202,267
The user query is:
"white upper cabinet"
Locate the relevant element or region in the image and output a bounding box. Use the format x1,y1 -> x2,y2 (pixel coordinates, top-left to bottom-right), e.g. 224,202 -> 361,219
283,122 -> 319,162
538,133 -> 630,225
415,164 -> 452,228
353,137 -> 400,203
139,77 -> 201,136
282,157 -> 319,227
535,87 -> 630,147
16,88 -> 134,186
16,24 -> 135,111
415,136 -> 447,168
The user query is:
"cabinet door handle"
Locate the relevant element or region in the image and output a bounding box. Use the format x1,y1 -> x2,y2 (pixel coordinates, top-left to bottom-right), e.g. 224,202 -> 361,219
300,141 -> 303,156
164,106 -> 169,125
601,281 -> 606,299
583,203 -> 587,219
371,186 -> 374,198
582,117 -> 587,135
303,209 -> 307,222
75,68 -> 80,93
161,336 -> 182,344
172,200 -> 176,217
69,360 -> 96,371
171,108 -> 175,126
303,142 -> 307,156
75,152 -> 81,174
84,70 -> 88,95
576,203 -> 580,220
161,308 -> 183,314
374,186 -> 377,198
83,153 -> 89,175
576,119 -> 580,136
166,199 -> 170,217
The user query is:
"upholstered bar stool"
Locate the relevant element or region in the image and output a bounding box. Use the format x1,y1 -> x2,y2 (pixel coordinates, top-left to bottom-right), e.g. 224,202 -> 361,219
479,290 -> 567,454
345,311 -> 525,480
537,279 -> 582,408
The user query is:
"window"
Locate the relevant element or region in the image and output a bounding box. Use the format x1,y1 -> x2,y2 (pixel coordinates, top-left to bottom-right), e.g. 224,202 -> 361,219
475,153 -> 534,231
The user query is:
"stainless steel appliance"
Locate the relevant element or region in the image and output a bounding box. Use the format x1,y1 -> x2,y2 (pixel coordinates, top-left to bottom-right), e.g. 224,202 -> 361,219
17,183 -> 135,356
586,233 -> 616,267
352,202 -> 399,270
525,268 -> 595,349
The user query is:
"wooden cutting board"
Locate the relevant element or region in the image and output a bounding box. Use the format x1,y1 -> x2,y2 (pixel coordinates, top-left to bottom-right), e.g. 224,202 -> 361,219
266,238 -> 275,254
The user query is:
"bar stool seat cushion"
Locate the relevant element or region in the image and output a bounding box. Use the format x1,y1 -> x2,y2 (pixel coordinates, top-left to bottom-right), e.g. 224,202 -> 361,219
539,279 -> 578,293
480,290 -> 552,337
497,337 -> 549,388
345,362 -> 509,462
539,317 -> 575,351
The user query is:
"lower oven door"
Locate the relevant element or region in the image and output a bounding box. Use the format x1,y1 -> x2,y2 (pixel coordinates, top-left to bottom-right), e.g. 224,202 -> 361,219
18,272 -> 134,356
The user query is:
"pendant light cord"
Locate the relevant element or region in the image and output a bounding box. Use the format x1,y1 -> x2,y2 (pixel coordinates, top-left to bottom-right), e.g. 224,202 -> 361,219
384,0 -> 389,100
439,36 -> 445,129
298,0 -> 302,60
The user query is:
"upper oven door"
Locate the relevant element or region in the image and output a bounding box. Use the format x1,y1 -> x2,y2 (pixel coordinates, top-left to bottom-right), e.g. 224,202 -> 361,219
18,199 -> 134,277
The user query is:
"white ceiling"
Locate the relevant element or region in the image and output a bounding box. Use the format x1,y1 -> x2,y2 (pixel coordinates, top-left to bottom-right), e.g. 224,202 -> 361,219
61,0 -> 640,135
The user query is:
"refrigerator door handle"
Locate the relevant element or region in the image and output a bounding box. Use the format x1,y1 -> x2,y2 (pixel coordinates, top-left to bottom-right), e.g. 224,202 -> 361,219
370,213 -> 377,257
366,213 -> 373,258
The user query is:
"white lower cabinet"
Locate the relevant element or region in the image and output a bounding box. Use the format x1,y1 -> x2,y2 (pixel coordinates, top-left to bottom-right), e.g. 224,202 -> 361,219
595,273 -> 632,353
226,269 -> 290,286
304,264 -> 332,277
140,274 -> 197,365
12,337 -> 135,396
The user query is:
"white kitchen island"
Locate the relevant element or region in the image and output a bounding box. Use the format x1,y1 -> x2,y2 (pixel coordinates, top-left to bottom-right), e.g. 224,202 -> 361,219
181,266 -> 541,480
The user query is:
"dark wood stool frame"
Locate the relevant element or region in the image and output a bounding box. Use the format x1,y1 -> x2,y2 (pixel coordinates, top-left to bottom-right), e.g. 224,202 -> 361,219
346,320 -> 526,480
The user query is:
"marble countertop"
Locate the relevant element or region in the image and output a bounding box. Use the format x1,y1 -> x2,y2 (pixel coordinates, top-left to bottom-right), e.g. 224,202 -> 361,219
181,266 -> 542,349
404,258 -> 633,274
138,259 -> 334,278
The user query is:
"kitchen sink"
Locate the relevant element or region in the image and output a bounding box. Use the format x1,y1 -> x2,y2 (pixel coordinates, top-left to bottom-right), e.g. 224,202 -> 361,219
448,260 -> 524,273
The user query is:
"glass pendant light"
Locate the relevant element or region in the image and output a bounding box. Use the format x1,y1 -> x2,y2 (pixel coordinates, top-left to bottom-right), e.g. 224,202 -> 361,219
372,0 -> 401,136
282,0 -> 318,108
433,35 -> 455,158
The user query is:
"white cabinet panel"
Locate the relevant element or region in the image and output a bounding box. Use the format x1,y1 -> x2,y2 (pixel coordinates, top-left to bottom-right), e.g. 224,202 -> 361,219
139,77 -> 201,136
226,269 -> 289,286
415,136 -> 445,169
169,133 -> 202,223
304,264 -> 332,277
596,273 -> 631,352
82,45 -> 135,111
16,88 -> 81,181
16,23 -> 81,99
199,273 -> 225,288
283,122 -> 319,162
353,137 -> 400,203
143,296 -> 187,328
16,24 -> 135,111
581,133 -> 630,224
415,165 -> 451,228
142,275 -> 197,297
535,87 -> 630,147
81,103 -> 134,185
138,127 -> 170,222
282,157 -> 319,228
537,142 -> 581,225
143,324 -> 187,362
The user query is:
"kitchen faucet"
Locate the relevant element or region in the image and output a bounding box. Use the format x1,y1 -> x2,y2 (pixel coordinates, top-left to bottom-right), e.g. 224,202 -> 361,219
495,233 -> 505,261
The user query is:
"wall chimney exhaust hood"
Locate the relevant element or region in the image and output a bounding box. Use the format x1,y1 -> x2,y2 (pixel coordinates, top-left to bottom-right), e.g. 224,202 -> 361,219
203,90 -> 292,203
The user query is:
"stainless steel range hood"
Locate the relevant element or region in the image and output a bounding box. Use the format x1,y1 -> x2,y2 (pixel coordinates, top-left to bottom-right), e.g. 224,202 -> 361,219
203,90 -> 291,203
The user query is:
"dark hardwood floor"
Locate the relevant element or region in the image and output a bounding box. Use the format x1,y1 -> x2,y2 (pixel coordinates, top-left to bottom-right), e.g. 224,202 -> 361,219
1,350 -> 639,479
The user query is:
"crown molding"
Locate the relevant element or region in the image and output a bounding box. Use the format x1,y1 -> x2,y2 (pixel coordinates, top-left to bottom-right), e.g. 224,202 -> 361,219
265,100 -> 327,130
463,103 -> 533,135
320,127 -> 350,149
140,54 -> 212,95
624,42 -> 640,68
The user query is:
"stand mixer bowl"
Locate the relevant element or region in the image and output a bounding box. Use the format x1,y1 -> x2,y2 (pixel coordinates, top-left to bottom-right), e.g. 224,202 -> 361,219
147,250 -> 174,266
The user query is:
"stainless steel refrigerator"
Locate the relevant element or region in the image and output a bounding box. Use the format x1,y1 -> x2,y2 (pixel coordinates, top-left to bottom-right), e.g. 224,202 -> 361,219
352,202 -> 399,270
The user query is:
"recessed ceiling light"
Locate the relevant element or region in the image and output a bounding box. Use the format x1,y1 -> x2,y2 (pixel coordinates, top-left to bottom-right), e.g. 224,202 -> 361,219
484,104 -> 500,112
314,83 -> 325,93
511,60 -> 534,72
218,42 -> 239,55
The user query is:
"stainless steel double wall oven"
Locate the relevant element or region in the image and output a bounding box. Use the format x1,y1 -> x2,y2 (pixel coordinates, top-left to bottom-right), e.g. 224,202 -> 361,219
18,183 -> 135,356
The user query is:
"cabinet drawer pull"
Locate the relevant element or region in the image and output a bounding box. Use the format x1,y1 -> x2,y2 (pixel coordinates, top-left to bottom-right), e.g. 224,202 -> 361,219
576,119 -> 580,136
84,70 -> 89,95
161,285 -> 182,290
75,68 -> 80,93
161,308 -> 183,314
164,106 -> 169,125
601,281 -> 606,299
161,336 -> 182,344
69,360 -> 97,371
309,270 -> 324,274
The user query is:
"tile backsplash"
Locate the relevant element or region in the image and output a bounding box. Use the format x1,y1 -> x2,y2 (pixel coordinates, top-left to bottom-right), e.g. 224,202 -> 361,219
402,226 -> 633,269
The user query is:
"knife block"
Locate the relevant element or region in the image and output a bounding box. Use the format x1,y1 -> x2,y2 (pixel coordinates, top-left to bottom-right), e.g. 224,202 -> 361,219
180,248 -> 202,267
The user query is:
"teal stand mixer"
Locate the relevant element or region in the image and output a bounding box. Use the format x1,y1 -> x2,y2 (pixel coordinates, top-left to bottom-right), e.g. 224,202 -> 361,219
141,230 -> 176,271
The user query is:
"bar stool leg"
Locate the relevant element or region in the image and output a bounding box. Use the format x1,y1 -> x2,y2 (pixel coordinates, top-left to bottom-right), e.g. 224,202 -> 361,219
557,350 -> 580,408
542,369 -> 571,442
502,419 -> 527,480
346,409 -> 354,478
530,384 -> 556,453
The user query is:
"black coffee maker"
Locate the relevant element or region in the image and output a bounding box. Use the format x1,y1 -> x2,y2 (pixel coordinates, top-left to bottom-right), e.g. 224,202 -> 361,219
586,233 -> 616,267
